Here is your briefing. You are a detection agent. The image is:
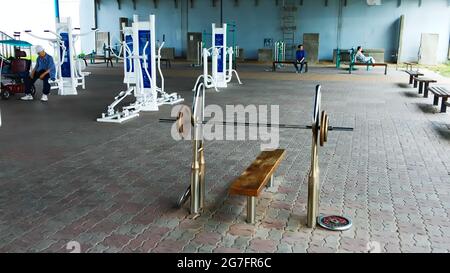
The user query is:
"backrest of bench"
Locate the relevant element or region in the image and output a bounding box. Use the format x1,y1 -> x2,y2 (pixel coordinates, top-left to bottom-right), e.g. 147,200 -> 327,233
229,149 -> 286,196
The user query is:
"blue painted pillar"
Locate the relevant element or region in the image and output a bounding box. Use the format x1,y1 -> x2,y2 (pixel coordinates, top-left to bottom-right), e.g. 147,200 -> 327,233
54,0 -> 60,23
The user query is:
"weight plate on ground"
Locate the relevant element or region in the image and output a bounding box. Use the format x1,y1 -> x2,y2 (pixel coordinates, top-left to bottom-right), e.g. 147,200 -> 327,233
317,215 -> 352,231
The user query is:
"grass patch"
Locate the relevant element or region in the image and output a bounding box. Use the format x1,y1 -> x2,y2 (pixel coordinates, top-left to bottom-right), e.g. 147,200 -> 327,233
420,61 -> 450,78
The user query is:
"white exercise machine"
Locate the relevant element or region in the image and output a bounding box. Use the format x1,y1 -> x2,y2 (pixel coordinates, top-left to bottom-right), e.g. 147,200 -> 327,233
192,23 -> 241,92
25,17 -> 96,95
97,14 -> 183,123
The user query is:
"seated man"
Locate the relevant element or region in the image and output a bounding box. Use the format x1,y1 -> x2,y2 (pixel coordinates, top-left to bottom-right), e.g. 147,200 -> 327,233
294,44 -> 306,73
355,46 -> 375,64
21,45 -> 56,102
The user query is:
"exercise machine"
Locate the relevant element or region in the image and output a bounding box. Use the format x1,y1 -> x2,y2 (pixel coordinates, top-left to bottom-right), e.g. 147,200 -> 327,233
25,17 -> 96,95
97,14 -> 183,123
274,41 -> 286,62
192,23 -> 242,92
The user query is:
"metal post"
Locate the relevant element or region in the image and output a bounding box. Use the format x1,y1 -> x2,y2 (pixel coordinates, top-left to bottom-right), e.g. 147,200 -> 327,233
54,0 -> 60,23
307,125 -> 320,228
247,196 -> 256,224
190,139 -> 201,215
267,174 -> 274,188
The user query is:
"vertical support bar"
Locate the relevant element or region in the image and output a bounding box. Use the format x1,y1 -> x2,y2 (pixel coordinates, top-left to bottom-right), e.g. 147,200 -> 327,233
220,0 -> 223,25
413,78 -> 418,88
190,168 -> 200,215
433,95 -> 439,106
199,163 -> 205,209
418,81 -> 423,94
424,82 -> 429,98
307,130 -> 320,228
54,0 -> 60,23
441,97 -> 448,113
247,196 -> 256,224
409,75 -> 413,84
267,175 -> 274,188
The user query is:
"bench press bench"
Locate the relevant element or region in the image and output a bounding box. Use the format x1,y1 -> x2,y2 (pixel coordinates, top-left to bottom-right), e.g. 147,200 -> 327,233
348,62 -> 388,75
428,86 -> 450,113
229,149 -> 286,224
272,61 -> 308,73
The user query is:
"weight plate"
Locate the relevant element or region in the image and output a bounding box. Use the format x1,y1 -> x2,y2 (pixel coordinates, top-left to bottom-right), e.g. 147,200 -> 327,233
176,111 -> 184,134
320,111 -> 328,146
317,215 -> 352,231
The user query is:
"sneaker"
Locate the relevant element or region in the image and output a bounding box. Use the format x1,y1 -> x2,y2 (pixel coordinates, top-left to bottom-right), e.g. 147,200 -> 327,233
41,94 -> 48,102
20,94 -> 33,101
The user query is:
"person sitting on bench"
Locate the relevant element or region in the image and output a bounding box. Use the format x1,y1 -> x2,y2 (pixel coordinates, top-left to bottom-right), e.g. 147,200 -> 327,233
355,46 -> 375,64
294,44 -> 306,73
21,45 -> 56,102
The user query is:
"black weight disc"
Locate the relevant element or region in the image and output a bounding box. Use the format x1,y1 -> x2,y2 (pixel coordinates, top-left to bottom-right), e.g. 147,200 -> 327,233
317,215 -> 352,231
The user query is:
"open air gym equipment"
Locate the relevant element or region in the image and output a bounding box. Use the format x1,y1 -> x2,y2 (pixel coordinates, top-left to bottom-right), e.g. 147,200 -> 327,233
159,85 -> 353,228
97,14 -> 183,123
192,23 -> 242,92
274,41 -> 286,62
25,17 -> 96,95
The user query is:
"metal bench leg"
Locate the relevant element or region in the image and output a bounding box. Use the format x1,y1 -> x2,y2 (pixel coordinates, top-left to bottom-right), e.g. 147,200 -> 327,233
441,98 -> 448,113
418,82 -> 423,94
413,78 -> 418,88
433,95 -> 439,106
424,82 -> 429,98
266,175 -> 274,188
247,196 -> 256,224
409,75 -> 413,84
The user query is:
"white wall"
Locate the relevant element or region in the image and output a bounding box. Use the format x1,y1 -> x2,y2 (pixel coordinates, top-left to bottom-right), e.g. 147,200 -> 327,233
79,0 -> 96,54
1,0 -> 56,54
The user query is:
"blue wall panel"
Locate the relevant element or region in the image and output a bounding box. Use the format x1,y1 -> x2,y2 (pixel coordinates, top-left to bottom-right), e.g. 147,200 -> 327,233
90,0 -> 450,62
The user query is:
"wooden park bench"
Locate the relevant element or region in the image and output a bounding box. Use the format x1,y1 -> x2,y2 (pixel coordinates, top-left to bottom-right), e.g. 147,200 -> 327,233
160,58 -> 172,68
348,62 -> 388,75
272,60 -> 308,73
229,149 -> 286,224
428,86 -> 450,113
404,62 -> 418,71
414,77 -> 437,97
405,70 -> 424,85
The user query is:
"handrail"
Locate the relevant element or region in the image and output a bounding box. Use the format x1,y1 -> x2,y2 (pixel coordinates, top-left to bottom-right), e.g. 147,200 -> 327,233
0,31 -> 16,58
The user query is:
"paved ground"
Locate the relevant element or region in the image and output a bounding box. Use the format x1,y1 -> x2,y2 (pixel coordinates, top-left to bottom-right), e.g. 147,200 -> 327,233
1,62 -> 450,253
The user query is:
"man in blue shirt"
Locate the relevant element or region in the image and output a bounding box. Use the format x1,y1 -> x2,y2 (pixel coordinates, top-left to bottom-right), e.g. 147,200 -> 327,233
21,45 -> 56,102
294,44 -> 306,73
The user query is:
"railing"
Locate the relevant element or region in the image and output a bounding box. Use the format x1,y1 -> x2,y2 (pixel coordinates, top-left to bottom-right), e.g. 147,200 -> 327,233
0,31 -> 17,59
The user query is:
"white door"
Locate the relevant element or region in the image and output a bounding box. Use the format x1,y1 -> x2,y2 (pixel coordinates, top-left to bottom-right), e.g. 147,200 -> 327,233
418,33 -> 439,65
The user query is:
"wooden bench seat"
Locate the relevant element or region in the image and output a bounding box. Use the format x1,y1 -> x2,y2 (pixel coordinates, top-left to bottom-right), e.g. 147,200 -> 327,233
414,77 -> 437,97
428,86 -> 450,113
404,62 -> 418,71
229,149 -> 286,223
405,70 -> 424,85
272,60 -> 308,73
160,58 -> 172,68
349,62 -> 388,75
